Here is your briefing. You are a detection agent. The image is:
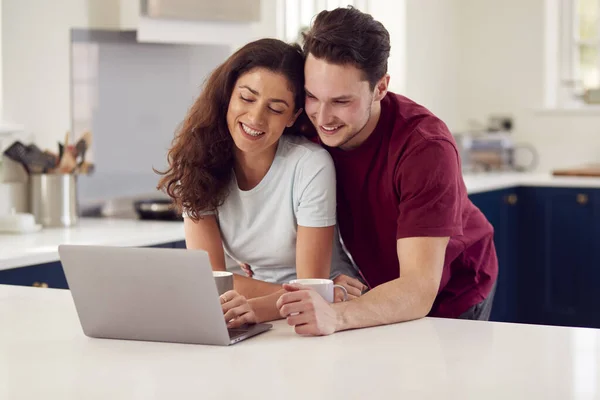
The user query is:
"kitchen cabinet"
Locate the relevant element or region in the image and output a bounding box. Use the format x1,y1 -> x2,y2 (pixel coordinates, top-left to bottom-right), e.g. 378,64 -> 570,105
469,189 -> 520,323
519,187 -> 600,329
149,241 -> 186,249
0,240 -> 187,289
471,186 -> 600,329
0,262 -> 69,289
172,240 -> 187,249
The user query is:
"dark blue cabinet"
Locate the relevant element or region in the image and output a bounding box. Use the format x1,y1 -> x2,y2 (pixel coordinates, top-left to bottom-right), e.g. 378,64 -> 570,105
0,240 -> 187,290
149,240 -> 186,249
469,188 -> 519,323
0,261 -> 69,289
472,186 -> 600,329
173,240 -> 187,249
519,187 -> 600,328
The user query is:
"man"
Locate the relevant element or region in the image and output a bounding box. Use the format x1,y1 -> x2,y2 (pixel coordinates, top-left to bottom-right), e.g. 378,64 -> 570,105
276,6 -> 498,335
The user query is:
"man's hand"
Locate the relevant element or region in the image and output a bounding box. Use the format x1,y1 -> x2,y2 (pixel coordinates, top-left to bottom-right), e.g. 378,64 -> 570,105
220,290 -> 258,328
239,263 -> 254,278
333,274 -> 367,300
276,283 -> 339,336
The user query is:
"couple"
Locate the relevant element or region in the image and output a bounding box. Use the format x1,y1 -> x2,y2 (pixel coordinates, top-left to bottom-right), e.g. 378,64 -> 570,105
158,7 -> 498,336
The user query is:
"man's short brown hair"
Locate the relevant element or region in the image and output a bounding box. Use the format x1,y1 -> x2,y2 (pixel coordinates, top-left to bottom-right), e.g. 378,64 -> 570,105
302,6 -> 391,89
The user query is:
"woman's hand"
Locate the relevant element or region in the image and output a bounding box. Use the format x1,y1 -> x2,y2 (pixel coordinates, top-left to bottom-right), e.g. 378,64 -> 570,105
220,290 -> 258,328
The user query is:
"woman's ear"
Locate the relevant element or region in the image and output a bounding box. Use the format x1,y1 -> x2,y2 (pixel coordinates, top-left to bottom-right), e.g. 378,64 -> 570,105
287,108 -> 303,127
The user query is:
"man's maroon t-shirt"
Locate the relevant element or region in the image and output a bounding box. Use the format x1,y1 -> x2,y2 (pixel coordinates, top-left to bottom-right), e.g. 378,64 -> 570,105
326,92 -> 498,318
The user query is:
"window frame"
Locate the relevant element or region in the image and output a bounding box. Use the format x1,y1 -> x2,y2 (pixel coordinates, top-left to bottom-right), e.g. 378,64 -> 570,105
554,0 -> 600,108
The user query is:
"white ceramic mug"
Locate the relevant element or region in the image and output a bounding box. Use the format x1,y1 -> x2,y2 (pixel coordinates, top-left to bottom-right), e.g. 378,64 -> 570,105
213,271 -> 234,296
289,278 -> 348,302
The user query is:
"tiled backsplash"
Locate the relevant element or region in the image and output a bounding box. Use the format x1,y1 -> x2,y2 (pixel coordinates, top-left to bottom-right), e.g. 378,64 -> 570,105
70,30 -> 231,209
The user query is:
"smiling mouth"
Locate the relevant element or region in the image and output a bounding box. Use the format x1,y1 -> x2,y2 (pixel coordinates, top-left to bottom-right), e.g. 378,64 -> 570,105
319,124 -> 344,135
240,122 -> 265,137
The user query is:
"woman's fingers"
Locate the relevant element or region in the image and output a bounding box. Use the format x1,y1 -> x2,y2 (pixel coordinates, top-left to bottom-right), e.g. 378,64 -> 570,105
220,290 -> 257,327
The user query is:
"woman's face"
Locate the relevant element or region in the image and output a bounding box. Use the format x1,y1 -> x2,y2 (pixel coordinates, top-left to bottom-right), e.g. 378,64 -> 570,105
227,68 -> 300,157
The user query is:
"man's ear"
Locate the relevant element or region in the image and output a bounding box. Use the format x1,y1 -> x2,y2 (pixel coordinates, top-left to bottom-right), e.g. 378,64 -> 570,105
373,74 -> 390,102
287,108 -> 303,127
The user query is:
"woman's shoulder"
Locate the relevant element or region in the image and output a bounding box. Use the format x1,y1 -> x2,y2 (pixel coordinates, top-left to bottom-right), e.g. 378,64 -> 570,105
277,136 -> 335,197
279,135 -> 333,165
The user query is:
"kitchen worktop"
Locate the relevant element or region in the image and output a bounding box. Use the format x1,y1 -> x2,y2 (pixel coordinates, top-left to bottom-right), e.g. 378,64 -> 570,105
0,218 -> 184,270
462,171 -> 600,194
0,284 -> 598,399
2,172 -> 600,271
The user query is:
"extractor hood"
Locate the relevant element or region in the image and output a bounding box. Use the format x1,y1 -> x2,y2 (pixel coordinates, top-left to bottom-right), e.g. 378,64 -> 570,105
141,0 -> 261,23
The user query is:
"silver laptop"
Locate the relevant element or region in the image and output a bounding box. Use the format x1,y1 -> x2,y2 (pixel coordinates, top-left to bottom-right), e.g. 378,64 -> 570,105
58,244 -> 272,346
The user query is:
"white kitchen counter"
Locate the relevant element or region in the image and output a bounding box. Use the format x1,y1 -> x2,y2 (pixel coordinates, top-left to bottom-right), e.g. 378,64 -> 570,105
2,172 -> 600,272
463,171 -> 600,194
0,218 -> 184,270
0,285 -> 598,399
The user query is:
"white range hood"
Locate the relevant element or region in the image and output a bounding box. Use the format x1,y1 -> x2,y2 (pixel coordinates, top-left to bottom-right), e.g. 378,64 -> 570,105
142,0 -> 261,23
136,0 -> 265,47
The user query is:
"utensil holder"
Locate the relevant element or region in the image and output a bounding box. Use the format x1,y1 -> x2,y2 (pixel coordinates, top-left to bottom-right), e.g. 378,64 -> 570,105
30,174 -> 78,227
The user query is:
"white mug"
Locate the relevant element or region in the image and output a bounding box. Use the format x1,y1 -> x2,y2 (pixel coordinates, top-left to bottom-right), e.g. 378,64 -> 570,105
213,271 -> 233,296
289,278 -> 348,303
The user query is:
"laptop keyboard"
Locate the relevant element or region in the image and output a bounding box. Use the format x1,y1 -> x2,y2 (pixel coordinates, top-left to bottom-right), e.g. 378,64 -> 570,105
228,327 -> 251,339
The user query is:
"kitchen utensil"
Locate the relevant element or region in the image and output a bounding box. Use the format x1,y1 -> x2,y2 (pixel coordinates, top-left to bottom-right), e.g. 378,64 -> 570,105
133,199 -> 182,221
3,141 -> 58,174
456,132 -> 538,172
30,174 -> 78,227
55,149 -> 77,174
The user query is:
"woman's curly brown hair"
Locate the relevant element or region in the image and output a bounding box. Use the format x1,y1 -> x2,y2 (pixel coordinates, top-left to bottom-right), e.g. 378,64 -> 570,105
156,38 -> 312,221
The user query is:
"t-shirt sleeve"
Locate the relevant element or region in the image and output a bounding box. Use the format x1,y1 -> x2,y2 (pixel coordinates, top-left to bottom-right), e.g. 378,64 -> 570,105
295,149 -> 337,228
395,137 -> 464,239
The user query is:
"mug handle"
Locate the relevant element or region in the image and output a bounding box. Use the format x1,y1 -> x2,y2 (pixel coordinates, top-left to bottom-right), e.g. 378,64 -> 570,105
333,284 -> 348,302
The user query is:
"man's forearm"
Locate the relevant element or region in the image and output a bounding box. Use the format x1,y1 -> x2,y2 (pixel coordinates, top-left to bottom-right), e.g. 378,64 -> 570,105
248,289 -> 286,323
332,274 -> 438,331
233,274 -> 282,299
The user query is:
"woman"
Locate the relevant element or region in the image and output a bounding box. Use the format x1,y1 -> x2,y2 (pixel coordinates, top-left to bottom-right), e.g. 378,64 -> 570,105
157,38 -> 364,328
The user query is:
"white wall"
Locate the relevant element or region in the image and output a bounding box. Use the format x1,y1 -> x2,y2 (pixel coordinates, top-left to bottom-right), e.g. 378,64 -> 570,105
1,0 -> 120,152
369,0 -> 406,95
0,0 -> 3,117
404,0 -> 461,131
455,0 -> 600,172
368,0 -> 462,131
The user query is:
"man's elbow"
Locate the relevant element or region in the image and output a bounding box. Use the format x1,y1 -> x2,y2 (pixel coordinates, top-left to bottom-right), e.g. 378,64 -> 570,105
412,278 -> 440,319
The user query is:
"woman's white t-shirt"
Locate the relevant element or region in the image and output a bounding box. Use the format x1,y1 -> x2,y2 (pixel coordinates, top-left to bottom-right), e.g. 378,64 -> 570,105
201,134 -> 360,284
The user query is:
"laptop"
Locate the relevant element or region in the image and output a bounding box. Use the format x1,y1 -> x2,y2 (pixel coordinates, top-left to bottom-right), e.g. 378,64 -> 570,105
58,244 -> 272,346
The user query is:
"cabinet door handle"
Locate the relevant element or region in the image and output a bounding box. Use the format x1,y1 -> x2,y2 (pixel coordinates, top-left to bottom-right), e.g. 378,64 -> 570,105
576,193 -> 589,205
32,282 -> 49,288
505,194 -> 518,205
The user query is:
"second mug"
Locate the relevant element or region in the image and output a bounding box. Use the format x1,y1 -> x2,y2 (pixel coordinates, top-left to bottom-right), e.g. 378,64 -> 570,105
289,278 -> 348,302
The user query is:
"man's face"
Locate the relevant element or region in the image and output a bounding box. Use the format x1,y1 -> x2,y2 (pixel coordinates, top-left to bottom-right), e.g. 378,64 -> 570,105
304,54 -> 375,150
